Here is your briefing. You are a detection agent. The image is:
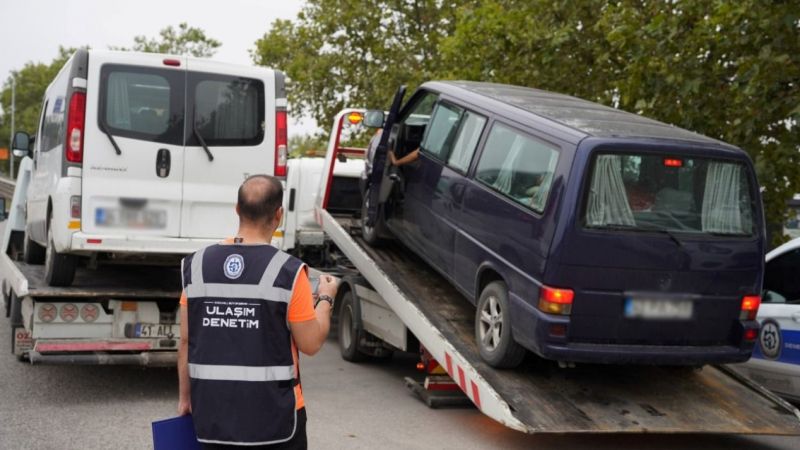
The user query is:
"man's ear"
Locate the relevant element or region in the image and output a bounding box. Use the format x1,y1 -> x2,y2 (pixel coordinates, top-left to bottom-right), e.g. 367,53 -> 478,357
235,204 -> 240,216
274,207 -> 284,226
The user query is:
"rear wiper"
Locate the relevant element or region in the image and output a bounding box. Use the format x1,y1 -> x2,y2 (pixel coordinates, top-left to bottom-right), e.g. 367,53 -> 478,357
591,223 -> 684,248
192,106 -> 214,162
99,122 -> 122,155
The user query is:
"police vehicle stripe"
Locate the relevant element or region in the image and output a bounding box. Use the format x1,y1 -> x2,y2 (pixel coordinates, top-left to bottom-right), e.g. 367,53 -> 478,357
189,363 -> 295,382
186,283 -> 291,302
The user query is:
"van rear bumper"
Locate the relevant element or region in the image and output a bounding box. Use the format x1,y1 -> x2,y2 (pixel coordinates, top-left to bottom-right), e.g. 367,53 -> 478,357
509,292 -> 756,365
70,232 -> 221,255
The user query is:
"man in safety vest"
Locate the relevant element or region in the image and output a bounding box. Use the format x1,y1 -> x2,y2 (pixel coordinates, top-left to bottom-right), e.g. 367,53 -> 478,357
177,174 -> 337,449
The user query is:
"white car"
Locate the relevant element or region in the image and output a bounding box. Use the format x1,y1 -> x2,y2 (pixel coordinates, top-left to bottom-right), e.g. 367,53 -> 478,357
735,237 -> 800,402
11,49 -> 288,286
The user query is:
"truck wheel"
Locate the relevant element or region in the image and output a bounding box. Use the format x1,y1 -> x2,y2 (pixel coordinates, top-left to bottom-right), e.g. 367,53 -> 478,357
338,290 -> 367,362
23,233 -> 45,264
475,281 -> 526,369
44,222 -> 77,287
361,186 -> 387,246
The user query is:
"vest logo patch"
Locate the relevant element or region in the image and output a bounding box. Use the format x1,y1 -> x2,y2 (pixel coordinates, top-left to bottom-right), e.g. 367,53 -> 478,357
224,254 -> 245,279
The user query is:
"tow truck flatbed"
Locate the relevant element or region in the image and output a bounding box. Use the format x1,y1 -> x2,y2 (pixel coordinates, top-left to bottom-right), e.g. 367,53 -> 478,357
321,211 -> 800,434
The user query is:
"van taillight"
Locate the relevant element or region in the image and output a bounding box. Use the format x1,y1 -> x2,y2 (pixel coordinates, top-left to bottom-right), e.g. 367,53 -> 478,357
275,110 -> 288,177
538,285 -> 574,315
740,295 -> 761,320
66,92 -> 86,163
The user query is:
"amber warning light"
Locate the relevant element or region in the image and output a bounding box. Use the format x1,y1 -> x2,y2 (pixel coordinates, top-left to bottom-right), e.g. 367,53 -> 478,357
347,112 -> 364,125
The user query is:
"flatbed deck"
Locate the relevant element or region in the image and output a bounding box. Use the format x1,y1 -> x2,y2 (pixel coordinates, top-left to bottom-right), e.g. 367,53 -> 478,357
2,257 -> 181,300
327,213 -> 800,434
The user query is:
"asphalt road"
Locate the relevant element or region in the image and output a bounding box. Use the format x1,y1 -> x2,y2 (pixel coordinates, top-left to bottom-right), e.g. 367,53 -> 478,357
1,311 -> 800,450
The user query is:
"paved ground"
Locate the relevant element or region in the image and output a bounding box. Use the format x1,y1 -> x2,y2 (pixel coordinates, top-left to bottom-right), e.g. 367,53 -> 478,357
1,312 -> 800,450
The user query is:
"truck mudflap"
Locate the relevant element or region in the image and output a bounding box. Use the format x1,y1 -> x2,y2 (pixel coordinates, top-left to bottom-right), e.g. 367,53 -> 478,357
318,209 -> 800,434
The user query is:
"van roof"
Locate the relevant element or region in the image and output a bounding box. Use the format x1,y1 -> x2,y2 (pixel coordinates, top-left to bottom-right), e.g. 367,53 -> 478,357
428,81 -> 738,151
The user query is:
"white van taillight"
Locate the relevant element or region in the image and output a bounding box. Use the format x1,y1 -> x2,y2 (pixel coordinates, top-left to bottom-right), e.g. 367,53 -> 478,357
538,285 -> 575,315
275,110 -> 288,177
66,92 -> 86,163
70,196 -> 81,218
740,295 -> 761,320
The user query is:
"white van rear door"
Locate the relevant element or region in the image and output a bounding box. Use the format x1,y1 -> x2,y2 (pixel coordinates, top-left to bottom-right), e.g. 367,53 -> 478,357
82,53 -> 187,238
181,60 -> 277,238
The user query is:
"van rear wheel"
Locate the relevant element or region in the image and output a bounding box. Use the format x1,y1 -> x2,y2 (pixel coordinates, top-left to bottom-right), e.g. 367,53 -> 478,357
475,281 -> 526,369
44,222 -> 77,287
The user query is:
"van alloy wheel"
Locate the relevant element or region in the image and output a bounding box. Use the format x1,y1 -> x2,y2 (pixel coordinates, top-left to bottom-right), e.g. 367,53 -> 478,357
478,296 -> 503,352
475,281 -> 526,368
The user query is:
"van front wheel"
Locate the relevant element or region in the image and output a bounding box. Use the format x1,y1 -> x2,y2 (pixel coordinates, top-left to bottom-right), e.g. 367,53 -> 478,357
44,222 -> 77,287
361,186 -> 388,246
475,281 -> 526,369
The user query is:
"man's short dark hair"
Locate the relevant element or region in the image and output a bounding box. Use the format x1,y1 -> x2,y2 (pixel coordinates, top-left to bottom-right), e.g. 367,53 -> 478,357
237,175 -> 283,224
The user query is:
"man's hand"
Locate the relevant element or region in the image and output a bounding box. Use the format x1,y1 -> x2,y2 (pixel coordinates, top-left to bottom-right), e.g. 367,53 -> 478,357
388,151 -> 398,166
318,274 -> 339,299
178,397 -> 192,416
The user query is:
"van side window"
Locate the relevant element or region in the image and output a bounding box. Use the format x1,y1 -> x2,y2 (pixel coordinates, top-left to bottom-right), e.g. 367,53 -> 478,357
475,123 -> 559,213
192,76 -> 265,146
99,65 -> 184,146
447,111 -> 486,172
422,103 -> 463,160
41,97 -> 65,152
396,91 -> 438,156
764,248 -> 800,304
36,100 -> 49,152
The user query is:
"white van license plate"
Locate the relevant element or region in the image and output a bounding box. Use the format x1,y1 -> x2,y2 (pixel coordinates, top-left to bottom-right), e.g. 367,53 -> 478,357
95,207 -> 167,229
624,298 -> 693,320
134,323 -> 178,338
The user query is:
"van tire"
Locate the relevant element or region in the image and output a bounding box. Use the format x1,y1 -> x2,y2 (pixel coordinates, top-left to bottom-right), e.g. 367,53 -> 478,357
361,186 -> 388,246
338,290 -> 367,362
44,222 -> 77,287
475,281 -> 526,369
23,233 -> 45,265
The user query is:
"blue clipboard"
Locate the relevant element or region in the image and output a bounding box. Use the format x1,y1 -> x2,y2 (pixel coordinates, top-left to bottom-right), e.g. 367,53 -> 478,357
152,414 -> 202,450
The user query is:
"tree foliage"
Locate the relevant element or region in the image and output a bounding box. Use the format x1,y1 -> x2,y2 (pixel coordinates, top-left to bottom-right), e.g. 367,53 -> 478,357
253,1 -> 467,127
255,0 -> 800,245
0,47 -> 76,175
112,22 -> 221,58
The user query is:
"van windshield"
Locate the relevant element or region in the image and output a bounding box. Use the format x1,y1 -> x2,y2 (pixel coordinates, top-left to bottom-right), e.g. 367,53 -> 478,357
583,152 -> 756,236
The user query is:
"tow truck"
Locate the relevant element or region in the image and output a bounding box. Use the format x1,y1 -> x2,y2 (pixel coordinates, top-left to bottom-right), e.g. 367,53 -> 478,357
309,108 -> 800,434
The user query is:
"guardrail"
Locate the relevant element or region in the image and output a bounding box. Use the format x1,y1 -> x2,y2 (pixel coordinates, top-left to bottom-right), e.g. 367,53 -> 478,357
0,176 -> 15,201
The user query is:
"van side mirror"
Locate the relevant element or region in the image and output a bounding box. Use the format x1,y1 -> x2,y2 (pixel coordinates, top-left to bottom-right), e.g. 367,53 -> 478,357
363,110 -> 385,128
12,131 -> 31,158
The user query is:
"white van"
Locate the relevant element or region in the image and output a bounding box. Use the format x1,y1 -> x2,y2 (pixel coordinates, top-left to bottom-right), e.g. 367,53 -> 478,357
11,49 -> 288,286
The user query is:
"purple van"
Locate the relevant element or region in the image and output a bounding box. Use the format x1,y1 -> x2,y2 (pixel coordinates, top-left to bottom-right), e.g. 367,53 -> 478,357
363,81 -> 764,368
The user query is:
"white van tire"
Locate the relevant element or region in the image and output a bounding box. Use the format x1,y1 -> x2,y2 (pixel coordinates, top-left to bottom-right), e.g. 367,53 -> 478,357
23,233 -> 46,264
44,222 -> 77,287
475,281 -> 526,369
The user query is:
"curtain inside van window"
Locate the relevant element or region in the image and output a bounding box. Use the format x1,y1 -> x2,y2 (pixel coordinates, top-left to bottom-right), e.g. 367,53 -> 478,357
586,155 -> 635,226
107,73 -> 132,129
701,162 -> 752,233
195,79 -> 261,145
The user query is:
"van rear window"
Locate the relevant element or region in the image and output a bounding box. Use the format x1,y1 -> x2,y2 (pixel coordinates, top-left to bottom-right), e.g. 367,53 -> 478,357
583,153 -> 756,236
193,77 -> 264,146
99,65 -> 184,146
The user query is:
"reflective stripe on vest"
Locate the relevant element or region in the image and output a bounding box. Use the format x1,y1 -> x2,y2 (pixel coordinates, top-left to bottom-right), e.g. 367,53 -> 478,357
189,363 -> 295,382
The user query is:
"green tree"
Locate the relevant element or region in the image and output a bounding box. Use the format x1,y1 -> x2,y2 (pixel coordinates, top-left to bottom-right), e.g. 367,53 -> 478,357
113,23 -> 221,58
0,47 -> 77,176
441,0 -> 800,246
252,1 -> 468,128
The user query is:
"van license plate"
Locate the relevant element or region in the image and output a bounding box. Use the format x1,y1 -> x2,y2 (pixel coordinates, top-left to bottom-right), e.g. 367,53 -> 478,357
135,323 -> 178,338
95,207 -> 167,229
624,298 -> 693,320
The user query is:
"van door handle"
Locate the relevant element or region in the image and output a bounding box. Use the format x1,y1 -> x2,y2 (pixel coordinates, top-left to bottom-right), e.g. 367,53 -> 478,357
156,148 -> 171,178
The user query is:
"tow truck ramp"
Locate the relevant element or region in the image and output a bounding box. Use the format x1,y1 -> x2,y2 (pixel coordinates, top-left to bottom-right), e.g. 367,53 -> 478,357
319,209 -> 800,435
